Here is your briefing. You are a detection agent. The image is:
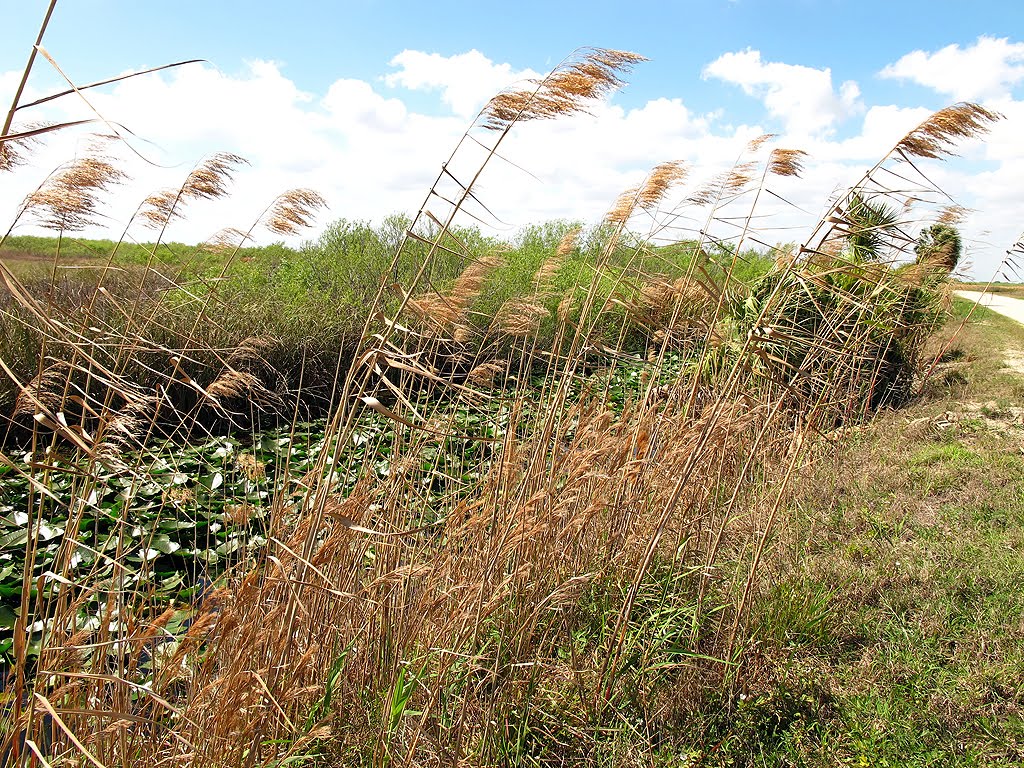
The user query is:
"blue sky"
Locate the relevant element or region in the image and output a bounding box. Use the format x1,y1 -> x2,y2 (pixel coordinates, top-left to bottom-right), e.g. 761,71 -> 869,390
3,0 -> 1023,276
7,1 -> 1018,117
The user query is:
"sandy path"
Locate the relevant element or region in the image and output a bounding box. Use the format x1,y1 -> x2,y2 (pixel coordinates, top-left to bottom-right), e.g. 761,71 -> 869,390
955,291 -> 1024,326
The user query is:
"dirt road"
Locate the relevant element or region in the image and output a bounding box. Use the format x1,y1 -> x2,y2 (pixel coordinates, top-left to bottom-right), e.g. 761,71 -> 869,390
955,291 -> 1024,326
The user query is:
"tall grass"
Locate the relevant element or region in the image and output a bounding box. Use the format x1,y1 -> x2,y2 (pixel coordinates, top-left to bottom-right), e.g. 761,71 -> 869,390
0,31 -> 1003,768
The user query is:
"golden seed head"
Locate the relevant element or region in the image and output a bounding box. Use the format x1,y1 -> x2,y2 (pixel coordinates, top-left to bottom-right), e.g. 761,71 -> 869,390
182,152 -> 248,201
264,188 -> 328,236
203,227 -> 251,255
895,102 -> 1001,160
138,153 -> 249,229
0,142 -> 16,172
606,186 -> 639,226
467,361 -> 505,386
767,149 -> 808,178
555,226 -> 582,258
138,189 -> 181,229
494,299 -> 550,336
450,255 -> 503,305
746,133 -> 777,153
480,48 -> 647,131
407,292 -> 460,326
638,160 -> 688,210
725,161 -> 757,194
936,204 -> 968,226
23,154 -> 127,231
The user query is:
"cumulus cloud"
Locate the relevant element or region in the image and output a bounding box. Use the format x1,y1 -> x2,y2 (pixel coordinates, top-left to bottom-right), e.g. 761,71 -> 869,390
384,49 -> 541,118
703,49 -> 863,137
880,36 -> 1024,101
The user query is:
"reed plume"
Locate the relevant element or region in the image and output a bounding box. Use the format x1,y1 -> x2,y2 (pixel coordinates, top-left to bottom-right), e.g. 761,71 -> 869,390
606,157 -> 689,226
23,153 -> 126,230
896,102 -> 1001,160
768,148 -> 808,178
407,255 -> 504,328
13,360 -> 72,418
139,152 -> 248,228
686,161 -> 757,208
264,188 -> 328,236
606,185 -> 639,226
183,152 -> 248,200
494,298 -> 550,336
638,160 -> 688,210
936,204 -> 968,226
0,125 -> 41,172
480,48 -> 646,131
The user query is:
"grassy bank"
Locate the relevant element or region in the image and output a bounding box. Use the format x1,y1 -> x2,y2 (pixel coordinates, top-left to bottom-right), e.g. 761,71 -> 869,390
703,300 -> 1024,766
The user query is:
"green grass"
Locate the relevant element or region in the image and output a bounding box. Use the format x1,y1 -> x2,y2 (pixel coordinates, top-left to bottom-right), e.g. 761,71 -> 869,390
691,299 -> 1024,766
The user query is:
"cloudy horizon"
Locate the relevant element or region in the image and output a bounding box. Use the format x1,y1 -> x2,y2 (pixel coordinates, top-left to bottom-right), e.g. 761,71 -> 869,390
2,5 -> 1021,278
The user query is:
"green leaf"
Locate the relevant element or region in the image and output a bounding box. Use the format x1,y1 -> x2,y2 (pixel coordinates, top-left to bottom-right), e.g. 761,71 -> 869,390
150,534 -> 182,555
199,472 -> 224,491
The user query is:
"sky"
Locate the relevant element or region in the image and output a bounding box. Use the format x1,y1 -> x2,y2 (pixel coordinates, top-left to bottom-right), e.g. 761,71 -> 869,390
1,0 -> 1022,278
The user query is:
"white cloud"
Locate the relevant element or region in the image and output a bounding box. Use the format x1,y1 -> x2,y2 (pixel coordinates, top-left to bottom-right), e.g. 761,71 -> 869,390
703,49 -> 863,137
322,79 -> 408,132
384,49 -> 541,118
1,47 -> 1021,279
880,36 -> 1024,101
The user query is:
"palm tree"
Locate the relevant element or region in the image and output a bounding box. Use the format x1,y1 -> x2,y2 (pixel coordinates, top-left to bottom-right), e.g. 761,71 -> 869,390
914,223 -> 962,273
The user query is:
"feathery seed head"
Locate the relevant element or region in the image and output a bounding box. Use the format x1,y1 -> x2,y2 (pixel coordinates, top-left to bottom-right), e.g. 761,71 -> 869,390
495,299 -> 550,336
203,227 -> 251,255
638,160 -> 688,210
937,204 -> 968,226
206,369 -> 262,400
896,102 -> 1001,160
139,189 -> 182,228
264,188 -> 328,236
14,362 -> 71,418
533,231 -> 577,293
0,121 -> 49,172
24,154 -> 126,231
451,255 -> 503,304
467,361 -> 505,386
556,226 -> 582,258
533,259 -> 562,292
480,48 -> 646,131
725,162 -> 757,194
408,255 -> 504,328
407,292 -> 459,326
182,152 -> 248,201
138,154 -> 248,229
768,149 -> 808,178
687,164 -> 753,208
606,186 -> 639,226
746,133 -> 777,153
0,141 -> 17,172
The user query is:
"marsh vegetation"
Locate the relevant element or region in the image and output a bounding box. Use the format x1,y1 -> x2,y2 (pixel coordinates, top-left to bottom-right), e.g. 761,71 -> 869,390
2,10 -> 1022,766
